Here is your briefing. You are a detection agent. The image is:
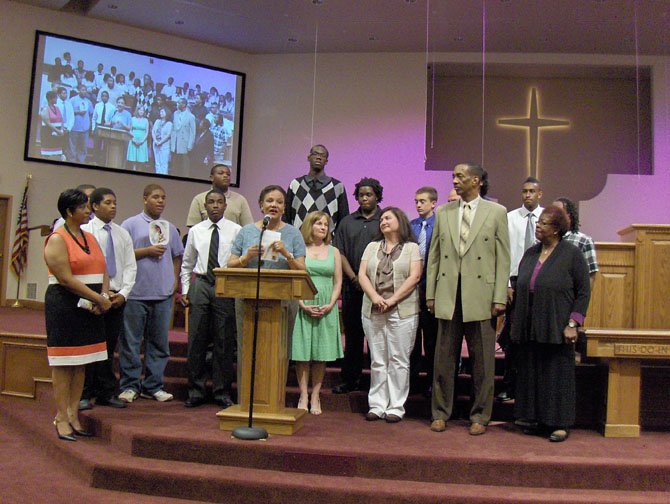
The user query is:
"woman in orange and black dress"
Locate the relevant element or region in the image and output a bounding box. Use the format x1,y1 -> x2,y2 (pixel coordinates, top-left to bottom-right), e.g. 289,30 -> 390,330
44,189 -> 112,441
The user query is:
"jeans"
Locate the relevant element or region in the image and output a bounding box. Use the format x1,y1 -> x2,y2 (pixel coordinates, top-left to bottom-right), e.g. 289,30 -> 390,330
68,130 -> 89,164
119,297 -> 172,394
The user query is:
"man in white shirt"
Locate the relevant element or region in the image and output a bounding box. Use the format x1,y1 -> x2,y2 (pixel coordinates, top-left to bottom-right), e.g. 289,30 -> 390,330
497,176 -> 543,403
80,187 -> 137,409
181,189 -> 241,408
91,91 -> 112,165
56,86 -> 74,159
93,63 -> 106,92
161,76 -> 177,102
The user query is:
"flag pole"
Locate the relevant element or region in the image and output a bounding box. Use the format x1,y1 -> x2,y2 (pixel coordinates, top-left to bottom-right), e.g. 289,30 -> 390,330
11,278 -> 22,308
11,174 -> 31,309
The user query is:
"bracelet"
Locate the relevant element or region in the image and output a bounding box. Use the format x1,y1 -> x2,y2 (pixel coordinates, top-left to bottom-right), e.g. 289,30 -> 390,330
286,252 -> 295,261
101,292 -> 109,300
239,256 -> 247,267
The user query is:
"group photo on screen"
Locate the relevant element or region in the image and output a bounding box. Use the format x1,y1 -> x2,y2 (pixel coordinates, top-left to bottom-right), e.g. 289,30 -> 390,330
25,32 -> 245,185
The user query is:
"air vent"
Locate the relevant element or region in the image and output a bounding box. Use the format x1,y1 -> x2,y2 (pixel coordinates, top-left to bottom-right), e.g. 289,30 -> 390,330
27,283 -> 37,300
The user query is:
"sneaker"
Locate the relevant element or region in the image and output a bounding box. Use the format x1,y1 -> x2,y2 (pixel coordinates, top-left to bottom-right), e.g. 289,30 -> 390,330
118,389 -> 139,403
141,390 -> 174,402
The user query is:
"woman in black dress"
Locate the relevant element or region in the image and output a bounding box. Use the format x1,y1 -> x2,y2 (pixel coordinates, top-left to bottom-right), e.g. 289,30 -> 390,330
511,205 -> 590,442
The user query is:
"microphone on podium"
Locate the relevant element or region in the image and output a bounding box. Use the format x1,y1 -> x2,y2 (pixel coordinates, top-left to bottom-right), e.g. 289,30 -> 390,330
262,215 -> 272,228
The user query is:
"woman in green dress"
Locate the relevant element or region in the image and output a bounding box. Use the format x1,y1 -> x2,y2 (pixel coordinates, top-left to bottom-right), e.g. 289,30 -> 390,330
292,211 -> 343,415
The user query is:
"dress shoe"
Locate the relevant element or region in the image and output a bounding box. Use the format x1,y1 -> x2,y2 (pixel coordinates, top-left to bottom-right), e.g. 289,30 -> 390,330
469,422 -> 487,436
549,429 -> 569,442
78,399 -> 94,411
496,391 -> 514,403
96,396 -> 127,409
70,424 -> 94,437
365,412 -> 382,421
514,419 -> 537,428
332,382 -> 354,394
430,419 -> 446,432
385,414 -> 402,423
184,397 -> 206,408
214,395 -> 234,409
53,420 -> 76,442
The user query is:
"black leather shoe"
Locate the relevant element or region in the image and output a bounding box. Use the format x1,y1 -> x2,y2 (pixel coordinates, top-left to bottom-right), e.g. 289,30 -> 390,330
332,383 -> 353,394
96,396 -> 127,409
214,395 -> 234,409
184,397 -> 206,408
385,414 -> 402,423
71,424 -> 94,437
496,390 -> 514,403
78,399 -> 94,411
57,431 -> 77,441
365,412 -> 381,421
54,421 -> 76,442
549,429 -> 570,442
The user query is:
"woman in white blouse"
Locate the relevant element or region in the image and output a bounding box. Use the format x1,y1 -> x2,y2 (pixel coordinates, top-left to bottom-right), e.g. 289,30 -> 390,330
358,207 -> 422,423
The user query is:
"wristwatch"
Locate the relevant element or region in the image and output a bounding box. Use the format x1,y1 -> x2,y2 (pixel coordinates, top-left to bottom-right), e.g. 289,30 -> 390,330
568,320 -> 577,328
286,252 -> 295,261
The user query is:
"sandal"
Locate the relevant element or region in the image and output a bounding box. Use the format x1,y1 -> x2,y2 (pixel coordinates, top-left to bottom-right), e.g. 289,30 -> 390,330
310,395 -> 322,415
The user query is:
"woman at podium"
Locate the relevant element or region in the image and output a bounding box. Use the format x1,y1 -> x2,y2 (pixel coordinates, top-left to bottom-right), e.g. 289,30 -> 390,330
228,185 -> 307,391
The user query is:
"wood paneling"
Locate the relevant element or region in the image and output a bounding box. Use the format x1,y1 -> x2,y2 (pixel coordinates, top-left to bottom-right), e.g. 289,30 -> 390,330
0,333 -> 50,398
585,242 -> 635,329
619,225 -> 670,329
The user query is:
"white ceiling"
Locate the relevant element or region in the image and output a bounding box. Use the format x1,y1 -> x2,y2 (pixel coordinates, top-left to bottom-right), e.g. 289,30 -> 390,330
14,0 -> 670,55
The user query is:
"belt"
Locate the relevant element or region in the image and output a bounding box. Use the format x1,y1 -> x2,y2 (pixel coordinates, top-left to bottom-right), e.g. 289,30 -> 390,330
195,273 -> 214,285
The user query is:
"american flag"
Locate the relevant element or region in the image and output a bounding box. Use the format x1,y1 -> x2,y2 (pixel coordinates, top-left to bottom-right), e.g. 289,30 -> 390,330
11,179 -> 30,277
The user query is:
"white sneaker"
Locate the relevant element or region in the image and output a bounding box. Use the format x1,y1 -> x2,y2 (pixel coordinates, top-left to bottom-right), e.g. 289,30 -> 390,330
141,390 -> 174,402
119,389 -> 139,403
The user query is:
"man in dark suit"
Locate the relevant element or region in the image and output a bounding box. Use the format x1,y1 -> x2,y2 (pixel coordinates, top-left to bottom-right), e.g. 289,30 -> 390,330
426,163 -> 510,435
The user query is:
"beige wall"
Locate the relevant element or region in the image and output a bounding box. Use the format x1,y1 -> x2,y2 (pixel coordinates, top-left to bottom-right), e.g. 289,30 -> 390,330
0,1 -> 254,303
2,1 -> 669,303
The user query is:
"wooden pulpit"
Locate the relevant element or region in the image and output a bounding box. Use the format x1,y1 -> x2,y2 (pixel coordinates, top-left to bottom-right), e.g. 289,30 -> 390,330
213,268 -> 316,435
586,224 -> 670,437
95,126 -> 132,169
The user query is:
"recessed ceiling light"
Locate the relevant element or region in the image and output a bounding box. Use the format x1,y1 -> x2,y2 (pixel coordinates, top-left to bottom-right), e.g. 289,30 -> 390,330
107,3 -> 117,8
175,20 -> 184,25
405,0 -> 417,4
368,35 -> 378,41
453,36 -> 464,42
312,0 -> 323,4
288,37 -> 298,43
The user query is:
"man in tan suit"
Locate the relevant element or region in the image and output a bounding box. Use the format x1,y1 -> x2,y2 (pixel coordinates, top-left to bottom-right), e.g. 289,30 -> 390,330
426,163 -> 510,435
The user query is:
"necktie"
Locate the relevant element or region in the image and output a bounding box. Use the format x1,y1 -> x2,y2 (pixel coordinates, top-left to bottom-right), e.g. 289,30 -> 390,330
459,203 -> 471,257
418,220 -> 427,259
103,223 -> 116,278
524,213 -> 535,251
206,224 -> 219,284
101,103 -> 107,124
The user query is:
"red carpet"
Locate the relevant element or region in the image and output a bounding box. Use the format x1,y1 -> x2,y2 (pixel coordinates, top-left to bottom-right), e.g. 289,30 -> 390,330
2,387 -> 670,503
3,306 -> 670,502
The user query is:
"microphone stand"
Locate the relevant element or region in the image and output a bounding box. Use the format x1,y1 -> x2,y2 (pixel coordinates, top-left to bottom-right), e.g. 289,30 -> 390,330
232,218 -> 270,440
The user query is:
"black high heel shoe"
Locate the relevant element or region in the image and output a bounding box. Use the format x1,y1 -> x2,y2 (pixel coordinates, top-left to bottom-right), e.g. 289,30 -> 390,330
53,420 -> 77,442
70,423 -> 94,437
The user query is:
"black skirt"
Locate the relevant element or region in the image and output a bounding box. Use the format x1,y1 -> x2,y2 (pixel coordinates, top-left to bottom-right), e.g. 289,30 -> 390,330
45,283 -> 107,366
